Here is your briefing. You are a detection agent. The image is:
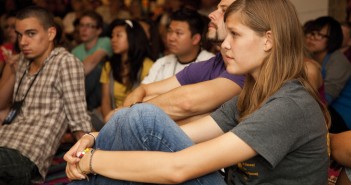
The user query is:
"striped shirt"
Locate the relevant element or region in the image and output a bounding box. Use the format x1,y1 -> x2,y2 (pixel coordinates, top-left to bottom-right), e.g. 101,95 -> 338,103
0,47 -> 92,182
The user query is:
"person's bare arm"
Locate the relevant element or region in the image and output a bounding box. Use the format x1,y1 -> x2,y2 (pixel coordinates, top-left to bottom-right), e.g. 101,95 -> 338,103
123,76 -> 181,106
82,49 -> 108,76
304,58 -> 323,92
101,83 -> 112,119
66,116 -> 256,184
331,131 -> 351,167
0,55 -> 19,109
0,62 -> 4,77
147,77 -> 241,121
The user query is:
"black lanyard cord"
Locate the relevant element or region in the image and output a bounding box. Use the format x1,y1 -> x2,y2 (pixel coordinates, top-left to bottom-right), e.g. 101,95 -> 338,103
14,61 -> 45,101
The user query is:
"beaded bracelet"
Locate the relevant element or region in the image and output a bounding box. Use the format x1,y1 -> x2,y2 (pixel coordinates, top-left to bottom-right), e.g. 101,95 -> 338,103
77,148 -> 97,175
90,149 -> 97,175
77,148 -> 92,158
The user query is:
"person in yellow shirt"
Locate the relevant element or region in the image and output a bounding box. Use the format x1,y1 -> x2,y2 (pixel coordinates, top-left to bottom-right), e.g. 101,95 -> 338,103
100,19 -> 153,120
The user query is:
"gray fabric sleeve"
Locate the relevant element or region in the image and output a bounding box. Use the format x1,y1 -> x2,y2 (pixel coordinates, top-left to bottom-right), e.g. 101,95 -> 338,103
210,97 -> 239,132
232,97 -> 308,168
325,51 -> 351,100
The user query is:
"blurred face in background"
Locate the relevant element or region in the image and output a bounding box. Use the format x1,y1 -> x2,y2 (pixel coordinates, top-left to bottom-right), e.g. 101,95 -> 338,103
166,20 -> 199,59
207,0 -> 235,43
111,25 -> 129,55
78,16 -> 101,44
4,16 -> 17,43
305,26 -> 329,54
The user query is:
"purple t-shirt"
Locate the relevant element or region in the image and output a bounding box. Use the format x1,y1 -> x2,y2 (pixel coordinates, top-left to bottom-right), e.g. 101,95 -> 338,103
176,53 -> 245,87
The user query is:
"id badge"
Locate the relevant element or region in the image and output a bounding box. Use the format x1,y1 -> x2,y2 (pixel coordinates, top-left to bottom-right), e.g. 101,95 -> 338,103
2,100 -> 23,125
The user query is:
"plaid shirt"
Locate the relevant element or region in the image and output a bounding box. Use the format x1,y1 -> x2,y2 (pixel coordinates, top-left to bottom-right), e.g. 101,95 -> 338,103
0,47 -> 92,182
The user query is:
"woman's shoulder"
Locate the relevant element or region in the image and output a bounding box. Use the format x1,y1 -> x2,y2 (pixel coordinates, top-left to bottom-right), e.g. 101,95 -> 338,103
102,62 -> 112,72
330,50 -> 350,63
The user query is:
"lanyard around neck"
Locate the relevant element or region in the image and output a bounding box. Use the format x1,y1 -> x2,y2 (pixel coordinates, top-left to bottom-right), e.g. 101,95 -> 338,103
14,61 -> 45,101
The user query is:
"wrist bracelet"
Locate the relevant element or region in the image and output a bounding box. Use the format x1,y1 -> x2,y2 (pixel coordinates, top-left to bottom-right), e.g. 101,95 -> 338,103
84,133 -> 96,146
90,149 -> 97,175
77,148 -> 92,158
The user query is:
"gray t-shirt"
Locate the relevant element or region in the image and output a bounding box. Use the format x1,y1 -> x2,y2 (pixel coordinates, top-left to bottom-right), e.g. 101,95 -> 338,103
211,80 -> 329,185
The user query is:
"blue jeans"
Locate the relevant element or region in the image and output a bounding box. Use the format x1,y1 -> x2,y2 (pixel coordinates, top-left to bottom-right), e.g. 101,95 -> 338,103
0,147 -> 38,185
69,103 -> 226,185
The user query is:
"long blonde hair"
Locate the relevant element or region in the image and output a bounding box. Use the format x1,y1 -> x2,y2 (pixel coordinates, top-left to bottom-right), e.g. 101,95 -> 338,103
224,0 -> 330,126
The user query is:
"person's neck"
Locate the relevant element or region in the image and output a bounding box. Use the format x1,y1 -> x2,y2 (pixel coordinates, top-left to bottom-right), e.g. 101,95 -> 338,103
85,38 -> 98,51
29,45 -> 54,74
176,47 -> 201,64
312,51 -> 328,64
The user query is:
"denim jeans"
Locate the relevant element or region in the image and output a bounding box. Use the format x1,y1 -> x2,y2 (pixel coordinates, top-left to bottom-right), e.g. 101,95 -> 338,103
69,103 -> 226,185
0,147 -> 38,185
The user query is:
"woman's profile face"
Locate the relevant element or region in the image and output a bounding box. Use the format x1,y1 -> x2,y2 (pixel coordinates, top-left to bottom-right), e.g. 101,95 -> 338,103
305,26 -> 329,53
111,26 -> 129,55
221,12 -> 269,79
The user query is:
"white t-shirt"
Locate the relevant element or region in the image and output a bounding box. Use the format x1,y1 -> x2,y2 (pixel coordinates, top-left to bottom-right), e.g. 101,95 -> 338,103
142,50 -> 214,84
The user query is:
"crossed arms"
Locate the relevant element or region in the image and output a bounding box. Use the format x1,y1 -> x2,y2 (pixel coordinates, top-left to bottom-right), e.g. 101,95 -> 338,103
123,75 -> 242,122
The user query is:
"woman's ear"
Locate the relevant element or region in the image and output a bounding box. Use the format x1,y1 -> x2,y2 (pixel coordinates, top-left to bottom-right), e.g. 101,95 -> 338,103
264,30 -> 273,52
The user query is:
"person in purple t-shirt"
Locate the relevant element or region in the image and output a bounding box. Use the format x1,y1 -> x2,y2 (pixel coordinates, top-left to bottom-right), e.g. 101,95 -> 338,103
119,0 -> 244,124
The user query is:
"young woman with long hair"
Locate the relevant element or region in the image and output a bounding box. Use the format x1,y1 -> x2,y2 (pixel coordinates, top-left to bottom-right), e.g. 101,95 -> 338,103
100,19 -> 153,119
65,0 -> 330,184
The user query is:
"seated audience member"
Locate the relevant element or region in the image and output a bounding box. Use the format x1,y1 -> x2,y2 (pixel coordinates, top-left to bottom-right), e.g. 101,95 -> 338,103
64,0 -> 330,184
96,0 -> 130,25
137,18 -> 163,60
121,0 -> 244,124
72,11 -> 112,111
0,6 -> 92,184
0,13 -> 19,123
62,0 -> 93,37
100,19 -> 153,120
341,22 -> 351,62
158,0 -> 184,55
305,16 -> 351,133
142,8 -> 214,84
0,12 -> 17,76
129,0 -> 146,20
303,23 -> 327,104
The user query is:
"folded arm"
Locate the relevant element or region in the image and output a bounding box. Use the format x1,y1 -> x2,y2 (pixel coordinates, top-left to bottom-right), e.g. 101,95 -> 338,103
147,77 -> 241,121
123,76 -> 181,106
